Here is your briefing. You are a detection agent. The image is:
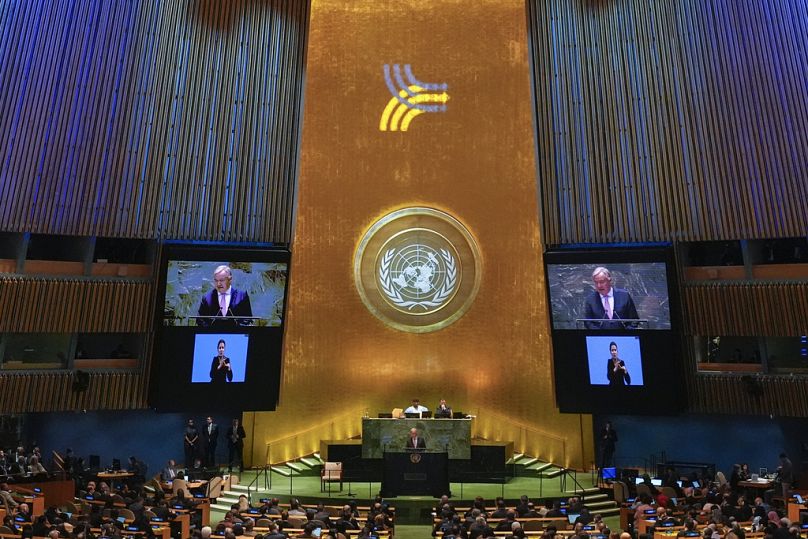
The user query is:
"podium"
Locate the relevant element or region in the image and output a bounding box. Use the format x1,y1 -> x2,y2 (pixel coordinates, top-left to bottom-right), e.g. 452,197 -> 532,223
381,451 -> 449,497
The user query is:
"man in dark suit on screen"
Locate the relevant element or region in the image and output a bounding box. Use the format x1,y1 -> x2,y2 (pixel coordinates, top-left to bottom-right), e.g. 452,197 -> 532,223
197,265 -> 253,327
406,428 -> 426,450
583,266 -> 640,329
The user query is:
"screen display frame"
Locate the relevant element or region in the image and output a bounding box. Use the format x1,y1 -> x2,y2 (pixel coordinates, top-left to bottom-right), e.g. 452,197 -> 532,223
149,243 -> 291,412
545,246 -> 683,414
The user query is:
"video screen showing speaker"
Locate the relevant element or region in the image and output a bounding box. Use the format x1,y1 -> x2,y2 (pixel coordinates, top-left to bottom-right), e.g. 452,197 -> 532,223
546,259 -> 671,330
149,244 -> 290,412
545,247 -> 683,413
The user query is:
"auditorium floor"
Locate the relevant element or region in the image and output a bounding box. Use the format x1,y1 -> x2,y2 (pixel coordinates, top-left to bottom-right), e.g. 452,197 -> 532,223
210,469 -> 624,532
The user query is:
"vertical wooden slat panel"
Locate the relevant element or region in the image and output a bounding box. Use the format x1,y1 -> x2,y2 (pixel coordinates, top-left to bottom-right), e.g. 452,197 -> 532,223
683,281 -> 808,336
528,0 -> 808,245
0,0 -> 308,243
0,276 -> 153,332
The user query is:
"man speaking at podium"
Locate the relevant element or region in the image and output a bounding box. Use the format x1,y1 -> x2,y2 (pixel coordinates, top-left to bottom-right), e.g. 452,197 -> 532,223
583,267 -> 639,329
197,265 -> 253,327
406,428 -> 426,450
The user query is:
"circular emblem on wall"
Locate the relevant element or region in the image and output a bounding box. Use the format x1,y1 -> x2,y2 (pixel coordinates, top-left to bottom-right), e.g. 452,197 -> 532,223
354,207 -> 482,333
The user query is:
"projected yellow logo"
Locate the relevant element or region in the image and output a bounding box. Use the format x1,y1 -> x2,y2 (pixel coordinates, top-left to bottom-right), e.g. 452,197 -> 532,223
380,64 -> 449,132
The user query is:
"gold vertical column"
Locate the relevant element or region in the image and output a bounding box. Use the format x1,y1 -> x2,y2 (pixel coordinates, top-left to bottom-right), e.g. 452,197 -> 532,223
247,0 -> 593,470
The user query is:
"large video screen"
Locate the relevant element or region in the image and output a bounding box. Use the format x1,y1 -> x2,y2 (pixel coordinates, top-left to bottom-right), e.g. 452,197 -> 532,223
545,247 -> 683,413
149,244 -> 290,412
546,262 -> 671,330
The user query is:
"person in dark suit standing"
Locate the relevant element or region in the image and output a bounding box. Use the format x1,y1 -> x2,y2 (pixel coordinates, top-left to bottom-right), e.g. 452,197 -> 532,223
227,418 -> 247,472
197,265 -> 253,327
406,427 -> 426,449
606,341 -> 631,386
583,267 -> 640,329
599,421 -> 618,469
183,419 -> 199,468
209,339 -> 233,383
203,416 -> 219,468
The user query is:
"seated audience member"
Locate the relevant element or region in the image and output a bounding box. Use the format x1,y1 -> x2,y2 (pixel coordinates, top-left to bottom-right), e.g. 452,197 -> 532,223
276,511 -> 293,532
470,496 -> 489,517
494,512 -> 518,532
575,508 -> 594,526
162,459 -> 179,481
335,505 -> 359,534
8,456 -> 27,475
633,494 -> 655,529
545,500 -> 565,518
468,515 -> 493,539
0,482 -> 19,509
16,502 -> 34,522
233,494 -> 250,513
522,503 -> 539,518
258,497 -> 278,515
515,495 -> 530,517
32,515 -> 52,537
288,499 -> 306,517
491,498 -> 509,518
568,496 -> 583,514
312,503 -> 331,528
27,456 -> 47,475
677,519 -> 698,537
264,522 -> 286,539
128,455 -> 147,477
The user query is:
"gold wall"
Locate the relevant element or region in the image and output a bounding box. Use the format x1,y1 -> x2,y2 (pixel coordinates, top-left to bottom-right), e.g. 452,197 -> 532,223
246,0 -> 594,469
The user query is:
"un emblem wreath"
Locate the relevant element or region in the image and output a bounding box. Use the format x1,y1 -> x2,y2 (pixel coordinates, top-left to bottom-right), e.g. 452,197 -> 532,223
354,207 -> 481,333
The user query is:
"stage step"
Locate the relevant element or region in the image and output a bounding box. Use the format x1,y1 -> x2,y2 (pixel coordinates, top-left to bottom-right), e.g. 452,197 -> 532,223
520,457 -> 540,468
563,486 -> 601,495
230,484 -> 258,493
586,500 -> 616,510
506,453 -> 525,465
540,467 -> 564,478
583,493 -> 609,502
286,462 -> 308,473
528,462 -> 553,472
270,465 -> 299,477
300,456 -> 322,468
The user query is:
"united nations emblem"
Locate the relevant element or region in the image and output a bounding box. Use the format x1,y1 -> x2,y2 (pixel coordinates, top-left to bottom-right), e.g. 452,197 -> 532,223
410,453 -> 422,464
355,208 -> 481,333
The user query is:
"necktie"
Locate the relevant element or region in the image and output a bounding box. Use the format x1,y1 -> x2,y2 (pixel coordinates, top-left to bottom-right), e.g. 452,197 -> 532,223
602,295 -> 612,319
219,294 -> 226,316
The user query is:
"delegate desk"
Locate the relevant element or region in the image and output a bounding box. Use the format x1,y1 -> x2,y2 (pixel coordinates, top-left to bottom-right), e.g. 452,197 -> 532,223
362,418 -> 472,459
381,450 -> 449,497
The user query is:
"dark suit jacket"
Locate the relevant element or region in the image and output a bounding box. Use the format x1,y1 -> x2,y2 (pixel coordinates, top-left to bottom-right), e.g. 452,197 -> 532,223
583,288 -> 640,329
204,423 -> 220,448
197,288 -> 253,326
209,356 -> 233,383
606,358 -> 631,386
227,425 -> 247,449
406,436 -> 426,449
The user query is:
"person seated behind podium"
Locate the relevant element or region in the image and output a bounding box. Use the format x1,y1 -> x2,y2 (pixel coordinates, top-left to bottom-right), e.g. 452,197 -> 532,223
197,265 -> 253,327
404,398 -> 429,416
406,427 -> 426,449
162,459 -> 179,481
435,399 -> 453,418
583,267 -> 640,329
